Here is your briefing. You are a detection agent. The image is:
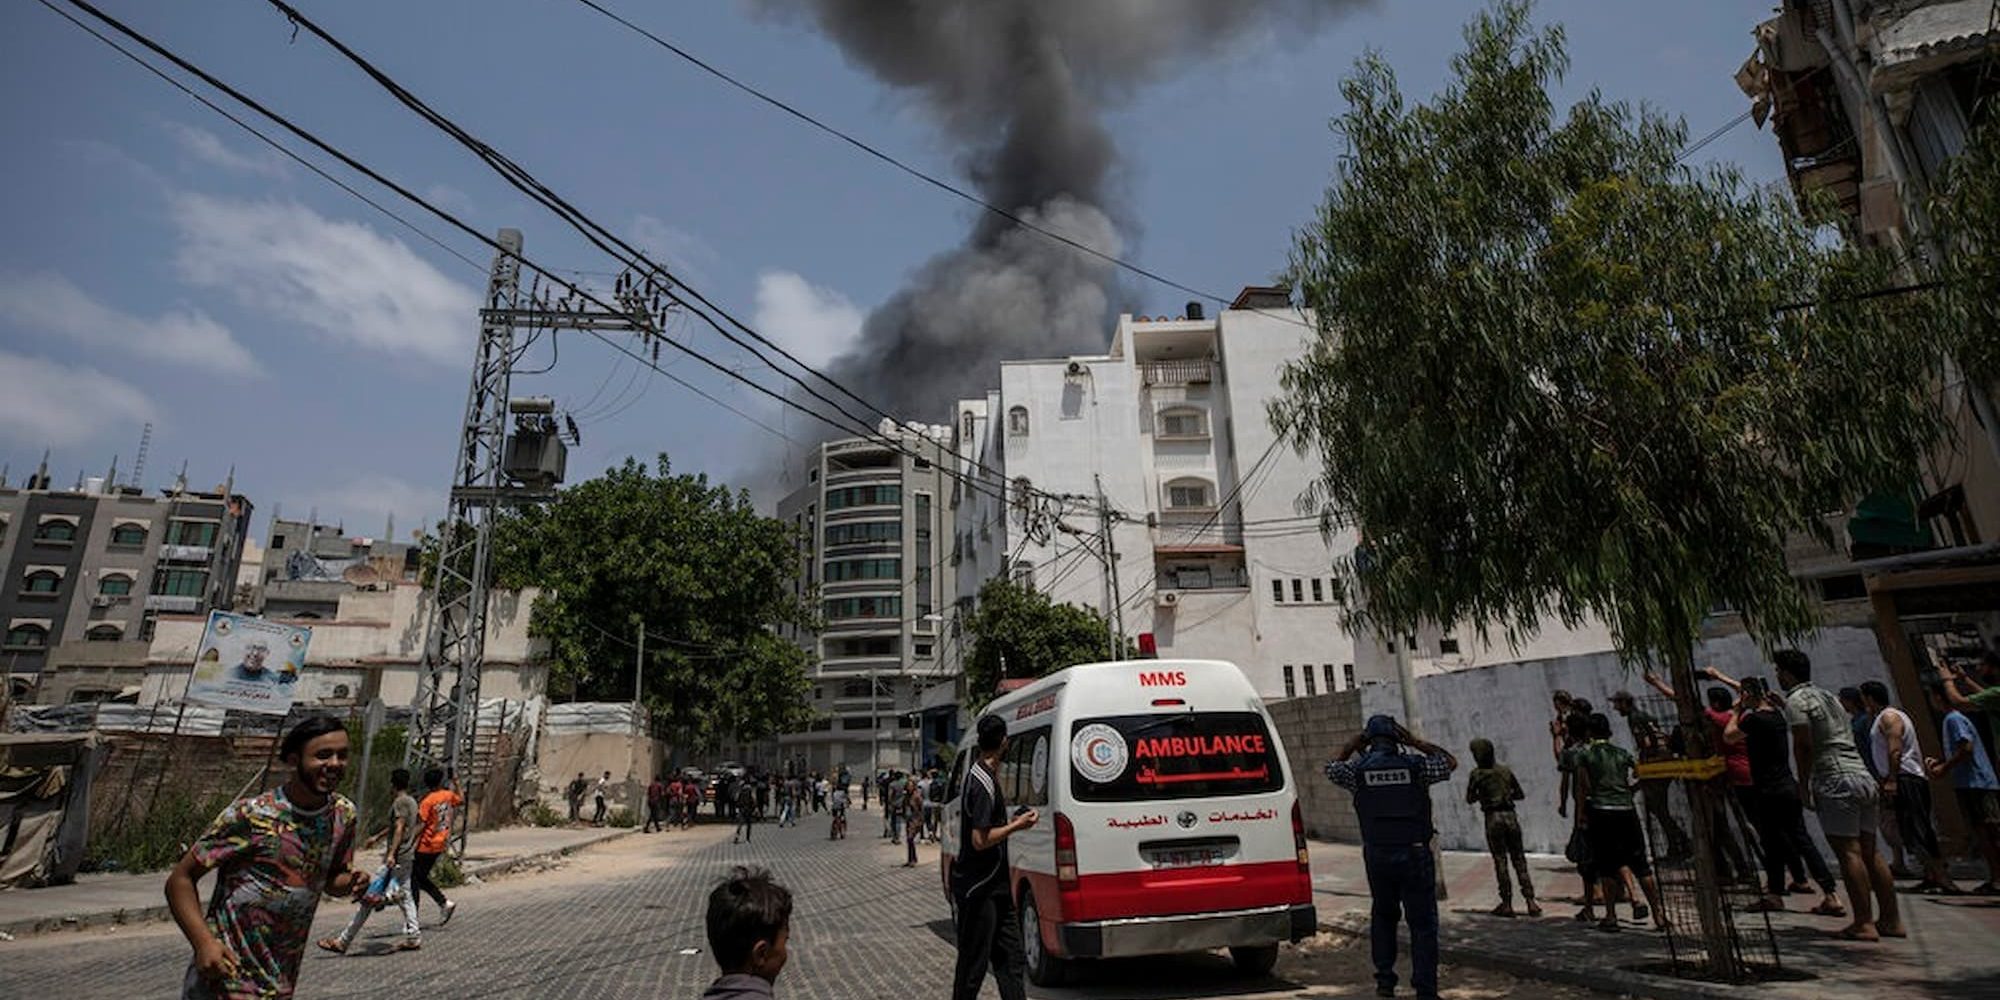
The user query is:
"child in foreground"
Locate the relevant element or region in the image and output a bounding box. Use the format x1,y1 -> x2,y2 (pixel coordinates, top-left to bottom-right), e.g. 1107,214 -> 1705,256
701,865 -> 793,999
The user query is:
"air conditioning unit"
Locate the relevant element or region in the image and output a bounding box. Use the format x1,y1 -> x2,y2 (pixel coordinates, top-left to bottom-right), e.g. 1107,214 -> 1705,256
1065,361 -> 1089,378
1155,590 -> 1181,609
91,595 -> 116,608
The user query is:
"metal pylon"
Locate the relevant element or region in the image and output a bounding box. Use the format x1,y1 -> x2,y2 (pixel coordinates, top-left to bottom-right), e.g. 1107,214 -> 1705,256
408,229 -> 523,849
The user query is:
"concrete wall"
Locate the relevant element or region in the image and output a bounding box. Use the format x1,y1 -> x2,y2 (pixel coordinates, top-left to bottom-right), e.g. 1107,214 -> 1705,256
1267,690 -> 1363,843
536,730 -> 658,817
1280,624 -> 1896,854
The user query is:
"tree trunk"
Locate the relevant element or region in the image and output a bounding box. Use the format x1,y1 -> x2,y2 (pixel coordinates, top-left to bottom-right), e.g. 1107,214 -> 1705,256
1666,650 -> 1742,979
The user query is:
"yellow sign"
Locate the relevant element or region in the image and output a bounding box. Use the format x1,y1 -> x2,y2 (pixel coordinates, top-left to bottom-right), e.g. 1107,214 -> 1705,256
1635,757 -> 1727,781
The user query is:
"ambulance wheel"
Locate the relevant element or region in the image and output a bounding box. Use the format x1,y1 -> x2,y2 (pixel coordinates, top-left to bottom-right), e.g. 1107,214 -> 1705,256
1230,944 -> 1279,977
1020,889 -> 1070,987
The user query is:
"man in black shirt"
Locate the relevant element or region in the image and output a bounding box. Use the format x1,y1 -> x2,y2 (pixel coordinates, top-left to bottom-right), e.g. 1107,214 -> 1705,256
1724,677 -> 1844,917
952,714 -> 1039,1000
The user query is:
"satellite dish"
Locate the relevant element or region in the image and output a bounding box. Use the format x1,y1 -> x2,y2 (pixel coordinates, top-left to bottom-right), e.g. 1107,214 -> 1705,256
342,563 -> 381,586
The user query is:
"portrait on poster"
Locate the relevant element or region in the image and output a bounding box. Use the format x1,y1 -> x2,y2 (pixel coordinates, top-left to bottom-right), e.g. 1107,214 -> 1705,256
185,611 -> 312,715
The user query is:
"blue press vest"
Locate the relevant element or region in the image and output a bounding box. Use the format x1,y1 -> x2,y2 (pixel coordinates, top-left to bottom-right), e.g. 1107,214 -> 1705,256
1351,748 -> 1433,846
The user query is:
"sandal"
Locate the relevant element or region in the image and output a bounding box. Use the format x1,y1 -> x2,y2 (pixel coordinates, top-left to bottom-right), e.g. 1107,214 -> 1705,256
315,937 -> 347,955
1597,918 -> 1622,933
1743,897 -> 1784,913
1632,903 -> 1651,922
1574,909 -> 1597,923
1809,900 -> 1847,918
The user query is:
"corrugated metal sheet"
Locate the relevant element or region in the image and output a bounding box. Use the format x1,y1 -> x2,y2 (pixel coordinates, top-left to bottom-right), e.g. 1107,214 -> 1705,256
544,701 -> 640,735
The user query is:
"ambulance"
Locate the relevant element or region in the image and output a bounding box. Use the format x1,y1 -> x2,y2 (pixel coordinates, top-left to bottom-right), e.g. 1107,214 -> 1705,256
939,659 -> 1316,985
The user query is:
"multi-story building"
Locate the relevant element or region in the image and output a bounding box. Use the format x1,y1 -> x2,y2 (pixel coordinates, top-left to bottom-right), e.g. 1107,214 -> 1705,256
951,289 -> 1369,700
256,517 -> 418,618
0,459 -> 251,698
774,421 -> 956,773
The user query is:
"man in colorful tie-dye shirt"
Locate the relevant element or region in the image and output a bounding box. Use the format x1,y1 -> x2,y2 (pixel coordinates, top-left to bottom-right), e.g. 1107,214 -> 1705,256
167,715 -> 365,999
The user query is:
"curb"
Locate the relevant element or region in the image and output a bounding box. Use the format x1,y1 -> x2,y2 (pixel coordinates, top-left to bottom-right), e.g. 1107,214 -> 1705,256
0,829 -> 638,940
1317,911 -> 1741,1000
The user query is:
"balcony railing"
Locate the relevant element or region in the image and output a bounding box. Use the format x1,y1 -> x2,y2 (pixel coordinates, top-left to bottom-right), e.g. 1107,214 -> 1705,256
145,594 -> 202,612
1157,567 -> 1250,591
158,544 -> 213,564
1141,359 -> 1215,386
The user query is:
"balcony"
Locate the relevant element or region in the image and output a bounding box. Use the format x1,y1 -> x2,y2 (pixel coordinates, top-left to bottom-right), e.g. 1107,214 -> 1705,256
1141,359 -> 1215,387
158,544 -> 213,564
145,594 -> 202,612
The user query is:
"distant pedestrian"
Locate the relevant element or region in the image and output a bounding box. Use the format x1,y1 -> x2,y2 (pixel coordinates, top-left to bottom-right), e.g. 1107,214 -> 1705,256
1777,649 -> 1901,941
1925,681 -> 2000,894
646,775 -> 667,834
567,772 -> 587,823
829,785 -> 849,840
733,778 -> 758,844
1860,681 -> 1957,893
320,767 -> 422,954
701,866 -> 792,1000
860,769 -> 871,812
902,773 -> 923,867
593,771 -> 611,826
412,768 -> 462,926
951,715 -> 1037,1000
886,771 -> 907,841
1465,738 -> 1538,917
167,715 -> 364,999
778,776 -> 798,828
1574,713 -> 1668,932
1325,715 -> 1455,999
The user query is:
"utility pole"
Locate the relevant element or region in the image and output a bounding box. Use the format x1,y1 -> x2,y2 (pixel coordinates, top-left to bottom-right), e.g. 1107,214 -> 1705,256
406,229 -> 675,853
1093,476 -> 1124,659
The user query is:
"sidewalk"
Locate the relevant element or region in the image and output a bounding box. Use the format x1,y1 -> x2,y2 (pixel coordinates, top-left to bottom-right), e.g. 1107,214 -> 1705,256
1307,839 -> 2000,1000
0,823 -> 634,939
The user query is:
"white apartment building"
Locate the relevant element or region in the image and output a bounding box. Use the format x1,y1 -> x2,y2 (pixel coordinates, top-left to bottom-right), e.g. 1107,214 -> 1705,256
948,289 -> 1371,700
774,421 -> 957,773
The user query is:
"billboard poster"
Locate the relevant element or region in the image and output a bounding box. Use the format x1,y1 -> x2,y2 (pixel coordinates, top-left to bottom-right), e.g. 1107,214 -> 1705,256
184,611 -> 313,715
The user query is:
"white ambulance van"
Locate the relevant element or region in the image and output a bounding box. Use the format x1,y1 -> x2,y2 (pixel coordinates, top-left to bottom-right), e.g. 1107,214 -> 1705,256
940,659 -> 1316,985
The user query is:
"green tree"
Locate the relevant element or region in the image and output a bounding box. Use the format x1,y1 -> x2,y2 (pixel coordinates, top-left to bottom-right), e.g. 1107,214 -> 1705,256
1929,114 -> 2000,392
1277,1 -> 1960,972
963,578 -> 1129,708
493,455 -> 814,750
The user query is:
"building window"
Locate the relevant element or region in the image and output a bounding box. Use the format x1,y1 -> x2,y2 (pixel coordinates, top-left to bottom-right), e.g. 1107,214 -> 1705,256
1311,578 -> 1324,603
110,523 -> 148,546
1165,477 -> 1215,510
1439,637 -> 1461,655
826,485 -> 901,510
1304,666 -> 1318,696
271,533 -> 286,549
1157,406 -> 1208,438
1323,664 -> 1337,692
824,521 -> 901,547
1283,665 -> 1296,698
86,625 -> 123,642
1007,406 -> 1030,436
166,520 -> 219,547
914,642 -> 934,658
842,716 -> 874,731
1271,579 -> 1284,603
914,493 -> 934,619
34,519 -> 78,543
155,568 -> 209,597
1011,560 -> 1035,591
823,558 -> 901,582
4,623 -> 49,649
914,455 -> 931,469
840,679 -> 872,698
823,595 -> 901,620
100,575 -> 135,596
22,570 -> 62,594
1291,579 -> 1304,603
1343,663 -> 1356,689
962,412 -> 975,441
1405,635 -> 1418,652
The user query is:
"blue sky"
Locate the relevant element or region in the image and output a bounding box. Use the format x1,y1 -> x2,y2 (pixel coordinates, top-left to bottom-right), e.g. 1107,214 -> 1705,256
0,1 -> 1783,537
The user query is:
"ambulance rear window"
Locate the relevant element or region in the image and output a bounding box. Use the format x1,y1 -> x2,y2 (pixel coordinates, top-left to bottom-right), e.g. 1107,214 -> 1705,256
1068,712 -> 1284,802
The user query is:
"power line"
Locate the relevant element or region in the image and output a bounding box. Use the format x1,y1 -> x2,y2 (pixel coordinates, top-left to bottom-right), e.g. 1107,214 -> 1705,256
261,0 -> 1061,518
570,0 -> 1248,315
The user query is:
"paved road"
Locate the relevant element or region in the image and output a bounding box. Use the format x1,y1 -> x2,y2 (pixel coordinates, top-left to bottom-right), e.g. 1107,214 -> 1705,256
2,813 -> 1593,999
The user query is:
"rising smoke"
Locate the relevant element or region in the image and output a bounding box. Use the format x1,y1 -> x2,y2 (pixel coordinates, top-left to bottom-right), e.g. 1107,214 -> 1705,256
752,0 -> 1360,423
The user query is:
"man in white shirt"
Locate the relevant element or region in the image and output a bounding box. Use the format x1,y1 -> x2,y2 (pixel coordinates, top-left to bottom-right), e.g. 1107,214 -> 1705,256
1860,681 -> 1960,894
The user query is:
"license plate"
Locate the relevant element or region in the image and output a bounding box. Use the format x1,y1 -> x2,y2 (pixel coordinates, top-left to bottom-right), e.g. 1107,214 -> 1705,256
1144,848 -> 1224,869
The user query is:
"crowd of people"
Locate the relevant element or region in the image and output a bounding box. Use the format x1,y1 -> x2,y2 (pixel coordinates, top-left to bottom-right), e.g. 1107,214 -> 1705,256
1518,648 -> 2000,946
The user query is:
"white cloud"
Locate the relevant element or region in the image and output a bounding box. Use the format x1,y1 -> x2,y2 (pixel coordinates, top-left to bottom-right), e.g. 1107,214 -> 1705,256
0,351 -> 155,448
630,214 -> 718,283
423,183 -> 474,215
162,121 -> 287,179
752,270 -> 864,369
0,270 -> 261,377
311,472 -> 440,538
169,193 -> 479,365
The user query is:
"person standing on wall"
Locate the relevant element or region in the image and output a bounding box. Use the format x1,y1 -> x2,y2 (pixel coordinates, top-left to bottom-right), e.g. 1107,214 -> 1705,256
1325,714 -> 1457,1000
951,715 -> 1038,1000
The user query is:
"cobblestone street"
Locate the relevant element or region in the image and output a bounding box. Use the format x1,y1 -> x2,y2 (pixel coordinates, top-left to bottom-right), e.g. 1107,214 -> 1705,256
2,814 -> 1593,999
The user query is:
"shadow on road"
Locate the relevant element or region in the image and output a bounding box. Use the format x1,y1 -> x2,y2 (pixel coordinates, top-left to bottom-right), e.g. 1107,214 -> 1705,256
1028,950 -> 1297,999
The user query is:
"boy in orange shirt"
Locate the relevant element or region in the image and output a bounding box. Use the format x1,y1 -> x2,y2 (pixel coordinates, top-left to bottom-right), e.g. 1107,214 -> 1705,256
413,768 -> 462,926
